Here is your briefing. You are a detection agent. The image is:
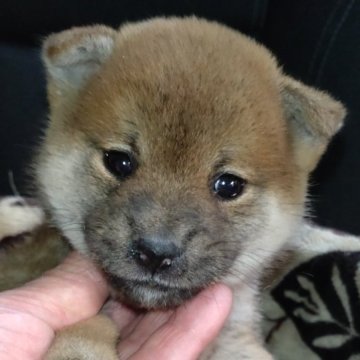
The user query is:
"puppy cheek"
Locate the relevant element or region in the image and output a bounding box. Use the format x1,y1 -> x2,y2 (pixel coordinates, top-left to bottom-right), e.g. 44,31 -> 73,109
84,210 -> 133,265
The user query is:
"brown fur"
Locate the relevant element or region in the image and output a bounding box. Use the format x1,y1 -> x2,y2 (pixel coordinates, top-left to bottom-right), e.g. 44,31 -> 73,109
0,225 -> 69,291
46,315 -> 119,360
0,197 -> 69,291
2,17 -> 345,359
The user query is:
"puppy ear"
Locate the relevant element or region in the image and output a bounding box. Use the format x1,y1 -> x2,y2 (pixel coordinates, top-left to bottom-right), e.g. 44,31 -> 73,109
42,26 -> 116,109
281,76 -> 346,172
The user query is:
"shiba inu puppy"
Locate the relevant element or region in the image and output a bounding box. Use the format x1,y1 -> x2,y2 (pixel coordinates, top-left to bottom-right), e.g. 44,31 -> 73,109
2,17 -> 346,359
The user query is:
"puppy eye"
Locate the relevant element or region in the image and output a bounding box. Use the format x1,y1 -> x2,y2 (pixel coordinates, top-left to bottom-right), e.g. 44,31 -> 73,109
213,173 -> 246,200
103,150 -> 136,179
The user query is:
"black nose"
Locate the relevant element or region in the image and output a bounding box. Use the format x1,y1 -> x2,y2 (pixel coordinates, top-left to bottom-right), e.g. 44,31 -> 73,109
132,237 -> 181,273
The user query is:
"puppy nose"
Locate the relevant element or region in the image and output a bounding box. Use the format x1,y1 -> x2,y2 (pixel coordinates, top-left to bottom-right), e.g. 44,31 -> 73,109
133,238 -> 181,273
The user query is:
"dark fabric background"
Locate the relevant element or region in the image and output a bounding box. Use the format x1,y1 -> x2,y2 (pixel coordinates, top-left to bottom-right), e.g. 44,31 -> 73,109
0,0 -> 359,234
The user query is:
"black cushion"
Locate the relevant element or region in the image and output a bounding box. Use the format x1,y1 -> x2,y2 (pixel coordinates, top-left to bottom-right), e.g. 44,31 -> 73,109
262,0 -> 360,234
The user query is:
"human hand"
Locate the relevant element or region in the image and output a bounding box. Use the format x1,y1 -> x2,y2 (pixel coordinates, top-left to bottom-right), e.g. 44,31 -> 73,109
0,252 -> 232,360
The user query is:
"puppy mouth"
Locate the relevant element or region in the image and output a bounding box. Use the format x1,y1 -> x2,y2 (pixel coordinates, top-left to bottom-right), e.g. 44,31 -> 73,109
105,273 -> 203,309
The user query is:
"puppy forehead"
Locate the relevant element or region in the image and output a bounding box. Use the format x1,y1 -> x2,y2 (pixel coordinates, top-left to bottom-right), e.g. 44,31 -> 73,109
74,19 -> 290,174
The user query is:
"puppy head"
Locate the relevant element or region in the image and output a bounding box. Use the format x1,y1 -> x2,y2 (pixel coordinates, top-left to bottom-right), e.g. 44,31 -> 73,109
37,18 -> 345,308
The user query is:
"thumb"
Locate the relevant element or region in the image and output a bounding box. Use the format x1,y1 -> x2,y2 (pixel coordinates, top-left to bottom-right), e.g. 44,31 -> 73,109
0,251 -> 108,330
131,283 -> 233,360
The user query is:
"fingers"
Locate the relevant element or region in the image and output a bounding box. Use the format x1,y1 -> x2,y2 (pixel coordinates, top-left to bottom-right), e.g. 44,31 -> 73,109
118,283 -> 233,360
0,252 -> 232,360
118,311 -> 172,359
0,311 -> 54,360
102,300 -> 138,333
0,252 -> 109,330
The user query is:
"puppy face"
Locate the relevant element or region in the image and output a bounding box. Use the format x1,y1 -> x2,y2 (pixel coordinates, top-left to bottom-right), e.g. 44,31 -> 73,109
36,18 -> 345,308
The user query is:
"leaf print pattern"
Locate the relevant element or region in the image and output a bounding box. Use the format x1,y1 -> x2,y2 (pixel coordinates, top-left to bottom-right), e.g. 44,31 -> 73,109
271,252 -> 360,359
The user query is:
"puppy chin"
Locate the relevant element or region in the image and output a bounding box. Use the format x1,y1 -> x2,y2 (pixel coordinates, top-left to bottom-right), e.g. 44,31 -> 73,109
106,274 -> 201,309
